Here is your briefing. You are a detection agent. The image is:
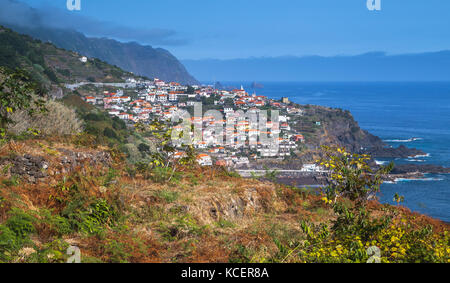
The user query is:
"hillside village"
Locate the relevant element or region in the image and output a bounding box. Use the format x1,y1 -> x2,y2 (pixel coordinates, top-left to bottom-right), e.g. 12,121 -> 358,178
80,77 -> 308,168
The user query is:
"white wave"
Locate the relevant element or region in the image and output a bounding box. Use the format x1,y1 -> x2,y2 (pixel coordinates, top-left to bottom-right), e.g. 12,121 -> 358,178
408,153 -> 430,158
394,177 -> 444,182
383,137 -> 423,143
406,159 -> 426,162
375,160 -> 388,165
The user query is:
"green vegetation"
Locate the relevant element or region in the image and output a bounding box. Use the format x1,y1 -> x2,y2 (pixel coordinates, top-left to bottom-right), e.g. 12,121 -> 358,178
61,94 -> 154,163
0,25 -> 137,90
0,67 -> 46,138
0,25 -> 447,263
0,137 -> 448,263
268,147 -> 449,263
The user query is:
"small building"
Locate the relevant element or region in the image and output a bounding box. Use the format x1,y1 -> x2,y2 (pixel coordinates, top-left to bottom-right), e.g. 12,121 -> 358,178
85,96 -> 96,104
292,134 -> 305,143
197,154 -> 212,166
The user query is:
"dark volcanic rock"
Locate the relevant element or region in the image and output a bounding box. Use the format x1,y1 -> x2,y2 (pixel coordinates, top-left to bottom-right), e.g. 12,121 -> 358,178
365,145 -> 425,158
57,148 -> 112,170
391,164 -> 450,174
8,154 -> 49,183
1,149 -> 112,183
276,176 -> 327,187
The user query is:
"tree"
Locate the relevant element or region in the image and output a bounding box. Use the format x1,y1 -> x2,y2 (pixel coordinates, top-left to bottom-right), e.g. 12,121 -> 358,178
317,146 -> 394,239
138,143 -> 150,154
103,127 -> 118,139
0,67 -> 46,138
318,146 -> 393,206
134,120 -> 197,182
186,86 -> 195,94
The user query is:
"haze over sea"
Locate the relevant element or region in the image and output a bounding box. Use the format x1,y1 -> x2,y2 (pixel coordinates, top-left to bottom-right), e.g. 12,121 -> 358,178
217,82 -> 450,222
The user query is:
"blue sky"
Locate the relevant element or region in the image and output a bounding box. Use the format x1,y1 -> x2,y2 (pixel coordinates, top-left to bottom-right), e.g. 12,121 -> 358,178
18,0 -> 450,60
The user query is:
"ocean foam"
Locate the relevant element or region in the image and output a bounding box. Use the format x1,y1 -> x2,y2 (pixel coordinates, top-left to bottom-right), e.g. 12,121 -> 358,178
394,177 -> 444,182
383,137 -> 423,143
408,153 -> 430,158
406,159 -> 426,162
375,160 -> 388,165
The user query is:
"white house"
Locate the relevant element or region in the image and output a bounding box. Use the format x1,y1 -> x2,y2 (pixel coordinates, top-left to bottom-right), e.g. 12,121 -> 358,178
197,154 -> 212,166
118,113 -> 131,120
157,94 -> 168,102
168,93 -> 178,101
108,110 -> 120,116
146,94 -> 156,102
85,96 -> 96,104
120,96 -> 131,103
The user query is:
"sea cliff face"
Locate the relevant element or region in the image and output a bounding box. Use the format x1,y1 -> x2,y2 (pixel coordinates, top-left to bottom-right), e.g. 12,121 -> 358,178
366,145 -> 426,158
290,105 -> 423,159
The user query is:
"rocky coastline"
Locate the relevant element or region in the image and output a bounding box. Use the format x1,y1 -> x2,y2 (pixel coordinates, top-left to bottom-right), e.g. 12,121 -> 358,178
364,145 -> 426,159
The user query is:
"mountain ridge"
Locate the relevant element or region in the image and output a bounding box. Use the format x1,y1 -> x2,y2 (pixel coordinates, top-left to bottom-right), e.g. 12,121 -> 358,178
0,24 -> 144,99
3,24 -> 199,85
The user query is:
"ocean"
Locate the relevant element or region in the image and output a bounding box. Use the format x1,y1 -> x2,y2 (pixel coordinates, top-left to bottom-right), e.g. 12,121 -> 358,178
219,82 -> 450,222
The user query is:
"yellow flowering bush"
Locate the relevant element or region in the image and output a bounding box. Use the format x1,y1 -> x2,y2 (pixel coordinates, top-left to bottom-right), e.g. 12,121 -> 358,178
277,218 -> 449,263
273,147 -> 449,263
318,146 -> 393,205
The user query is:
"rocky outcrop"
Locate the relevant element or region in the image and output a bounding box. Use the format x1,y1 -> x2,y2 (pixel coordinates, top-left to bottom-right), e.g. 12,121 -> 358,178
365,145 -> 425,158
391,164 -> 450,174
8,154 -> 49,183
57,148 -> 112,171
1,149 -> 112,183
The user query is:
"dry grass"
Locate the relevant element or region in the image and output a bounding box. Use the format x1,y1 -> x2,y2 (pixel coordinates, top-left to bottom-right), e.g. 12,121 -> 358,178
0,140 -> 448,263
8,99 -> 83,136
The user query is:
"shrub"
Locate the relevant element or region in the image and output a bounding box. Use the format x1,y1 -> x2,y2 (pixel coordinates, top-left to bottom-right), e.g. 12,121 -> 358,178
39,209 -> 72,236
269,147 -> 449,263
112,117 -> 126,130
63,197 -> 117,236
138,143 -> 150,154
8,99 -> 83,136
150,167 -> 180,183
318,146 -> 393,205
155,190 -> 179,203
83,113 -> 104,121
103,127 -> 118,139
123,143 -> 141,163
0,209 -> 36,261
71,132 -> 99,148
27,239 -> 69,263
2,175 -> 20,187
0,67 -> 46,138
5,209 -> 35,239
0,225 -> 20,262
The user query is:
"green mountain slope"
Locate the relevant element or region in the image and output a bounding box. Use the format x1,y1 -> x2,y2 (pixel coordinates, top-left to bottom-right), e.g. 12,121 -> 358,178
7,25 -> 198,85
0,25 -> 140,95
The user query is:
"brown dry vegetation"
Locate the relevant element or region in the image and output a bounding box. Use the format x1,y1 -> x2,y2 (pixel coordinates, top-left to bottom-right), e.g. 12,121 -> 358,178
0,139 -> 448,263
8,99 -> 83,136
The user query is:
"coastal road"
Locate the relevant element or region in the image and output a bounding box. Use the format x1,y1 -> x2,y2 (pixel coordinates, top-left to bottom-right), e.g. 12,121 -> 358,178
236,169 -> 325,177
64,82 -> 137,91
